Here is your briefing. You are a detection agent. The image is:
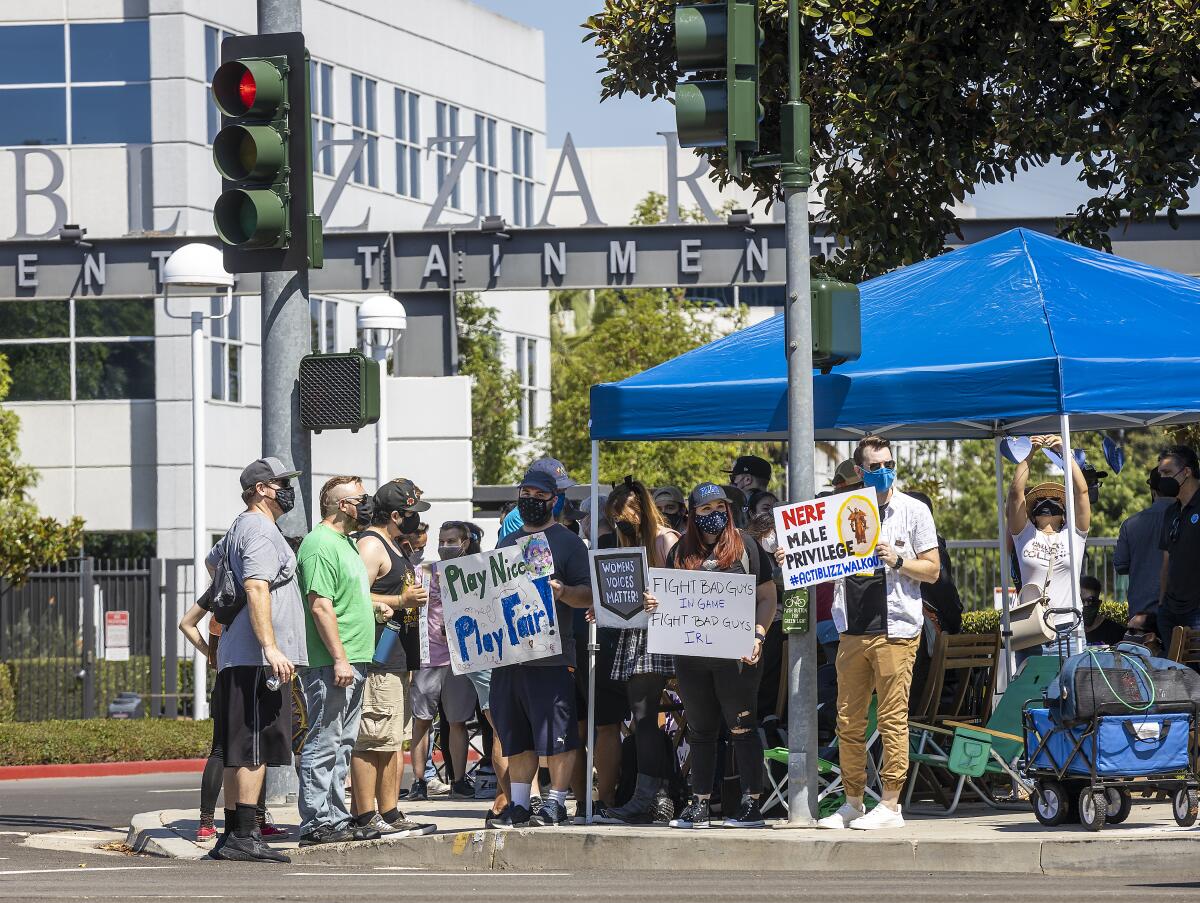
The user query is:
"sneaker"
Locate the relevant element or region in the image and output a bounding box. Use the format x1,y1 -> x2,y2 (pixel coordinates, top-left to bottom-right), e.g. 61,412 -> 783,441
668,796 -> 711,829
529,795 -> 543,816
531,798 -> 569,827
390,813 -> 438,836
652,793 -> 676,824
450,778 -> 476,800
258,823 -> 289,838
348,822 -> 382,841
849,803 -> 905,831
407,779 -> 429,802
364,813 -> 409,836
817,802 -> 865,830
211,833 -> 291,863
723,796 -> 766,829
195,824 -> 217,843
426,776 -> 451,795
298,824 -> 355,847
502,804 -> 532,828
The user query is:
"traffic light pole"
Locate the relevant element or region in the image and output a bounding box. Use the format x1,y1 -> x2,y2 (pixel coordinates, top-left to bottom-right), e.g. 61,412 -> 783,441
258,0 -> 308,810
781,0 -> 819,826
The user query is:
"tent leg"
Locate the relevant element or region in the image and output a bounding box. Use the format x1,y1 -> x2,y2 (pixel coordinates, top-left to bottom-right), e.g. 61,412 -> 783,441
585,440 -> 599,823
994,438 -> 1014,688
1058,414 -> 1086,654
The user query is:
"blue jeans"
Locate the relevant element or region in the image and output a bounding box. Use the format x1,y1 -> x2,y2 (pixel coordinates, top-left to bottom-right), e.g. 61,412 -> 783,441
298,664 -> 366,835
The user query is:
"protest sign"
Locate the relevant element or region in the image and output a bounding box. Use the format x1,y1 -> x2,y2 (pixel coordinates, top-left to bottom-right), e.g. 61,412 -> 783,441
645,567 -> 756,659
417,563 -> 433,663
590,548 -> 649,628
773,490 -> 881,590
438,532 -> 561,674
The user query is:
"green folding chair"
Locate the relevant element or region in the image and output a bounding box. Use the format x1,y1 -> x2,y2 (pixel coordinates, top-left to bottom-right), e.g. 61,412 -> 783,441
905,655 -> 1059,814
763,696 -> 881,816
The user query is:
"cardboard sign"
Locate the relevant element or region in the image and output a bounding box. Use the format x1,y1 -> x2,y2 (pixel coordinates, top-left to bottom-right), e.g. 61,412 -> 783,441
773,490 -> 882,590
645,567 -> 756,660
439,532 -> 561,674
590,548 -> 649,628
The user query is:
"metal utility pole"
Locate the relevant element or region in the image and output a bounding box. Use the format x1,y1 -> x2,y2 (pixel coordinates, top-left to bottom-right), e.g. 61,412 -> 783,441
781,0 -> 819,825
258,0 -> 312,537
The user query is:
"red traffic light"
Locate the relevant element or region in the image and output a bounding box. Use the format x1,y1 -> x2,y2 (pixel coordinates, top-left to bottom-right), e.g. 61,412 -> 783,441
212,59 -> 284,118
239,69 -> 256,110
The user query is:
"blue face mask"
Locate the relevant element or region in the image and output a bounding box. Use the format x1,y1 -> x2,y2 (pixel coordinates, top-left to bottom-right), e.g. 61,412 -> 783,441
553,493 -> 566,517
694,509 -> 729,536
861,467 -> 896,494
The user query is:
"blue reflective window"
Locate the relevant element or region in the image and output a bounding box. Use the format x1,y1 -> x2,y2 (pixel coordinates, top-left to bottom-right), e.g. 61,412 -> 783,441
69,21 -> 149,83
0,88 -> 66,145
71,84 -> 150,144
0,25 -> 64,85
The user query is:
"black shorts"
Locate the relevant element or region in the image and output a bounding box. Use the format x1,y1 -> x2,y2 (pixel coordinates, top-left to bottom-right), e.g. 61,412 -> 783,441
212,665 -> 294,768
574,630 -> 630,727
490,663 -> 580,758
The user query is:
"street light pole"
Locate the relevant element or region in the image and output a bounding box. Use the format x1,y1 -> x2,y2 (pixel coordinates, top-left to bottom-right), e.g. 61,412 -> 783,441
357,295 -> 408,490
782,0 -> 819,825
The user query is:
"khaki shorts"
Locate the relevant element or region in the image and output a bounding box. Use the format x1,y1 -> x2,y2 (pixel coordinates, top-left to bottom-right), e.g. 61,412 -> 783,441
354,670 -> 411,753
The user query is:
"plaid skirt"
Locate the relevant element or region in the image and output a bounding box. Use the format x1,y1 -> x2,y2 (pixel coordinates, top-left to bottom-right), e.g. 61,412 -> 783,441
612,627 -> 674,681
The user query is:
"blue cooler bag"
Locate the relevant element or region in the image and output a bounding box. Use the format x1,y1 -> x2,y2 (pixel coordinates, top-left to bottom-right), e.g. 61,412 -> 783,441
1026,708 -> 1191,777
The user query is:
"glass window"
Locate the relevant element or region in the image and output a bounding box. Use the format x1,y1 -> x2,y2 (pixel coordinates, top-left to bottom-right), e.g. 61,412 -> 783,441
350,73 -> 379,188
71,84 -> 151,145
0,89 -> 66,145
0,301 -> 69,339
75,342 -> 155,400
210,296 -> 242,403
0,344 -> 71,401
511,127 -> 536,226
204,25 -> 236,144
434,102 -> 461,209
394,89 -> 421,199
0,24 -> 65,84
515,335 -> 539,437
310,60 -> 335,176
74,298 -> 154,338
69,21 -> 150,83
310,297 -> 338,353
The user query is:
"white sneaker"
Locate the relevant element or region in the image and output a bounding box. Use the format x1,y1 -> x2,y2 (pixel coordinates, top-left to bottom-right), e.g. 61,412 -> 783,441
849,803 -> 905,830
816,803 -> 865,829
426,777 -> 451,795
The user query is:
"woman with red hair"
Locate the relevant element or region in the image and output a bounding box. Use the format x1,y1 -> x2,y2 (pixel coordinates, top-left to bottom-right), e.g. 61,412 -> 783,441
666,483 -> 777,830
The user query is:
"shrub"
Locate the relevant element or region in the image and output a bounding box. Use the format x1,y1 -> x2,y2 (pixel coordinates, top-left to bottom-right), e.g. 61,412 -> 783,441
6,657 -> 210,721
0,718 -> 212,765
0,664 -> 13,723
960,601 -> 1128,638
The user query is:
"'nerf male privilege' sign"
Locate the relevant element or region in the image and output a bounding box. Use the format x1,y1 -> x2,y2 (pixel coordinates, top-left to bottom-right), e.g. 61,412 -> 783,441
438,532 -> 561,674
773,490 -> 881,589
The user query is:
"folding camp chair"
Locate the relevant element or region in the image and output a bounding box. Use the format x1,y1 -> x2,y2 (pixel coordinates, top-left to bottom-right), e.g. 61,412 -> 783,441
1169,627 -> 1200,668
906,655 -> 1059,814
762,696 -> 882,816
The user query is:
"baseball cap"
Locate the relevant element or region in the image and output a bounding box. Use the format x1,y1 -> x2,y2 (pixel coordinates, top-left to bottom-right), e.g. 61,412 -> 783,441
831,459 -> 861,487
240,456 -> 300,491
527,456 -> 576,491
519,466 -> 558,494
689,482 -> 730,508
374,477 -> 430,514
725,455 -> 772,481
653,486 -> 685,506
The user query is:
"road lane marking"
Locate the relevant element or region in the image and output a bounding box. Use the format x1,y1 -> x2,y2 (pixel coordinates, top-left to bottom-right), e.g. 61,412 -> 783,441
147,788 -> 201,794
0,866 -> 175,876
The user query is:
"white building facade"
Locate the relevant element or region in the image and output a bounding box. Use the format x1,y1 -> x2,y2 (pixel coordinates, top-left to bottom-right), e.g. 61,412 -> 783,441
0,0 -> 550,557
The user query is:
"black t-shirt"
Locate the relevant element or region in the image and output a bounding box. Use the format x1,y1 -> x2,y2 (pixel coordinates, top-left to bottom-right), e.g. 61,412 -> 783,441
1160,491 -> 1200,613
844,569 -> 887,636
1085,616 -> 1127,647
665,530 -> 772,586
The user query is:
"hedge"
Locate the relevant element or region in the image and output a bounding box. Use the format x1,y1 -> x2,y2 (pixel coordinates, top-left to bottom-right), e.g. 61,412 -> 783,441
0,718 -> 213,766
961,600 -> 1129,636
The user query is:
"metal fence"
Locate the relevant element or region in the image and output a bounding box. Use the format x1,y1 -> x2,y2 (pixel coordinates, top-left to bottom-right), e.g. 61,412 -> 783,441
945,538 -> 1119,612
0,557 -> 194,721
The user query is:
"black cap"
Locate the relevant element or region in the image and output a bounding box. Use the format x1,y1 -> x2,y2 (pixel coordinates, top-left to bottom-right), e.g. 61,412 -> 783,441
725,455 -> 772,481
374,478 -> 430,514
239,456 -> 300,491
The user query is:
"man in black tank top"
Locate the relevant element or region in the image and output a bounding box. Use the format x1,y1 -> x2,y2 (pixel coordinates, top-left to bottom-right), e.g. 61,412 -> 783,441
348,479 -> 437,837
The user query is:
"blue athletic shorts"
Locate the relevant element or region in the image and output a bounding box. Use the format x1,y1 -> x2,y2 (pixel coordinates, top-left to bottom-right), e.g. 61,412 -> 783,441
490,663 -> 580,758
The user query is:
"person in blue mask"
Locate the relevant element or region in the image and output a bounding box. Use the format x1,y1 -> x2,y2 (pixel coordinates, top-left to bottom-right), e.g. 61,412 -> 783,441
818,436 -> 941,832
497,457 -> 576,541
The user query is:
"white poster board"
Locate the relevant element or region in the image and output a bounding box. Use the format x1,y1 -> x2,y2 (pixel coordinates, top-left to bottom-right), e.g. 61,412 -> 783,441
645,567 -> 756,660
590,547 -> 649,629
438,532 -> 561,674
417,563 -> 433,664
773,490 -> 882,590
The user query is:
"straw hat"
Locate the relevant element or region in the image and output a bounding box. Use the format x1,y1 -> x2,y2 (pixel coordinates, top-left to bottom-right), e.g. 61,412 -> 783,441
1024,481 -> 1066,517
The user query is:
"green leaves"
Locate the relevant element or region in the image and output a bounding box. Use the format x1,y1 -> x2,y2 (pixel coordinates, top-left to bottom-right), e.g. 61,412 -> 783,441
456,293 -> 523,485
582,0 -> 1200,281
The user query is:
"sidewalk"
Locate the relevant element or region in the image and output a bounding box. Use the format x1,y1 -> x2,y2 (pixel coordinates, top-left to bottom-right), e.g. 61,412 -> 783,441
127,796 -> 1200,876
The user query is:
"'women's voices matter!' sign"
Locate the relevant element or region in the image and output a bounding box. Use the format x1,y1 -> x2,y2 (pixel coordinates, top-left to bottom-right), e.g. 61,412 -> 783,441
589,547 -> 649,628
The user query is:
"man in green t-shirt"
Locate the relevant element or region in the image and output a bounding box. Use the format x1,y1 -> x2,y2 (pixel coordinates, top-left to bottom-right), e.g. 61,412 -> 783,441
296,475 -> 394,846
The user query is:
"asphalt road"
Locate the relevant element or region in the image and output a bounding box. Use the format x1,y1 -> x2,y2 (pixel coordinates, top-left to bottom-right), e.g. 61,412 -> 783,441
0,772 -> 202,835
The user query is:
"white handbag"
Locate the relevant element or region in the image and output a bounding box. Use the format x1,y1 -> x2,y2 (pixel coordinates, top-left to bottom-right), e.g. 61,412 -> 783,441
1007,570 -> 1057,651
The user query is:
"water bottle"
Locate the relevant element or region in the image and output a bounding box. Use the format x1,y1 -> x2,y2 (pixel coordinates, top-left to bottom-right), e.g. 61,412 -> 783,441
373,619 -> 402,665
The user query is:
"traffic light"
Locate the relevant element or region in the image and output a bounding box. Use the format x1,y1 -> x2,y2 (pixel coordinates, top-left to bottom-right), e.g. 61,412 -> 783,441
674,0 -> 762,180
298,351 -> 380,433
811,279 -> 861,372
211,32 -> 323,273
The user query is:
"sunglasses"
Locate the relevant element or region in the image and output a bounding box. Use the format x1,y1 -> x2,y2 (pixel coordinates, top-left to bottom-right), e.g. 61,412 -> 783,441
1081,595 -> 1100,606
341,494 -> 369,505
1169,515 -> 1182,545
862,460 -> 896,472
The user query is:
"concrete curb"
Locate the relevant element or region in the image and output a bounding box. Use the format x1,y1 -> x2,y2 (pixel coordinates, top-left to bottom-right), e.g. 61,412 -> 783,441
126,807 -> 1200,876
0,758 -> 206,781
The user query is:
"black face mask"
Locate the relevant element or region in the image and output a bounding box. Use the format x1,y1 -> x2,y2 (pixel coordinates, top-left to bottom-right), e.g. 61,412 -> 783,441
346,496 -> 373,527
518,495 -> 552,526
666,511 -> 686,531
1031,500 -> 1065,520
616,520 -> 638,541
271,486 -> 296,514
398,511 -> 420,534
1158,476 -> 1182,499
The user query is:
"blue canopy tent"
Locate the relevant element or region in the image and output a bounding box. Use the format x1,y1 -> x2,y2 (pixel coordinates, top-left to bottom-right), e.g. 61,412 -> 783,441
578,230 -> 1200,812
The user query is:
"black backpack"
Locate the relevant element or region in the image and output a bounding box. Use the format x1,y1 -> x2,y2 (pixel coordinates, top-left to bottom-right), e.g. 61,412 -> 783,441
199,542 -> 248,627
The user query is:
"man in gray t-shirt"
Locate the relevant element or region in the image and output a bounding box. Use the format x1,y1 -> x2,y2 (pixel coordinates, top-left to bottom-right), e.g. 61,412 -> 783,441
201,457 -> 308,863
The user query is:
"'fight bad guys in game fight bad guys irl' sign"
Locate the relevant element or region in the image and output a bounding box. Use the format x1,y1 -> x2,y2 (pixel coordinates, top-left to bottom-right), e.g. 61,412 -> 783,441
437,532 -> 560,674
773,489 -> 882,589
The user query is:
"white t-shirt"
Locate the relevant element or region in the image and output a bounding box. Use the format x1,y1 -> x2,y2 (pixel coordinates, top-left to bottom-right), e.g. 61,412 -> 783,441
1014,520 -> 1087,625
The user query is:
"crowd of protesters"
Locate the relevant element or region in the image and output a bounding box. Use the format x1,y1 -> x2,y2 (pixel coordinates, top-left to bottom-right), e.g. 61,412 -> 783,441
180,435 -> 1200,858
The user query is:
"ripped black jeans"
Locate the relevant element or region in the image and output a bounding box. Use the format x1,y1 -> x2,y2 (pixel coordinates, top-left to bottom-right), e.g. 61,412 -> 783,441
674,656 -> 764,797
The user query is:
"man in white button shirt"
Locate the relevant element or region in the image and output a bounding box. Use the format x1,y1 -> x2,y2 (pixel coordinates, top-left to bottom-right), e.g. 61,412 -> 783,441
819,435 -> 941,831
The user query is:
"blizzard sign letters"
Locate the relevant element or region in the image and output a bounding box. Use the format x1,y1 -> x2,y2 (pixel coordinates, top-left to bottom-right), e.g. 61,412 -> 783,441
773,490 -> 882,589
439,532 -> 561,674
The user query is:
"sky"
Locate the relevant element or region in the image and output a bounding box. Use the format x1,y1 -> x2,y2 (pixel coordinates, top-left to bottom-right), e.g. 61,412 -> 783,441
467,0 -> 1101,219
